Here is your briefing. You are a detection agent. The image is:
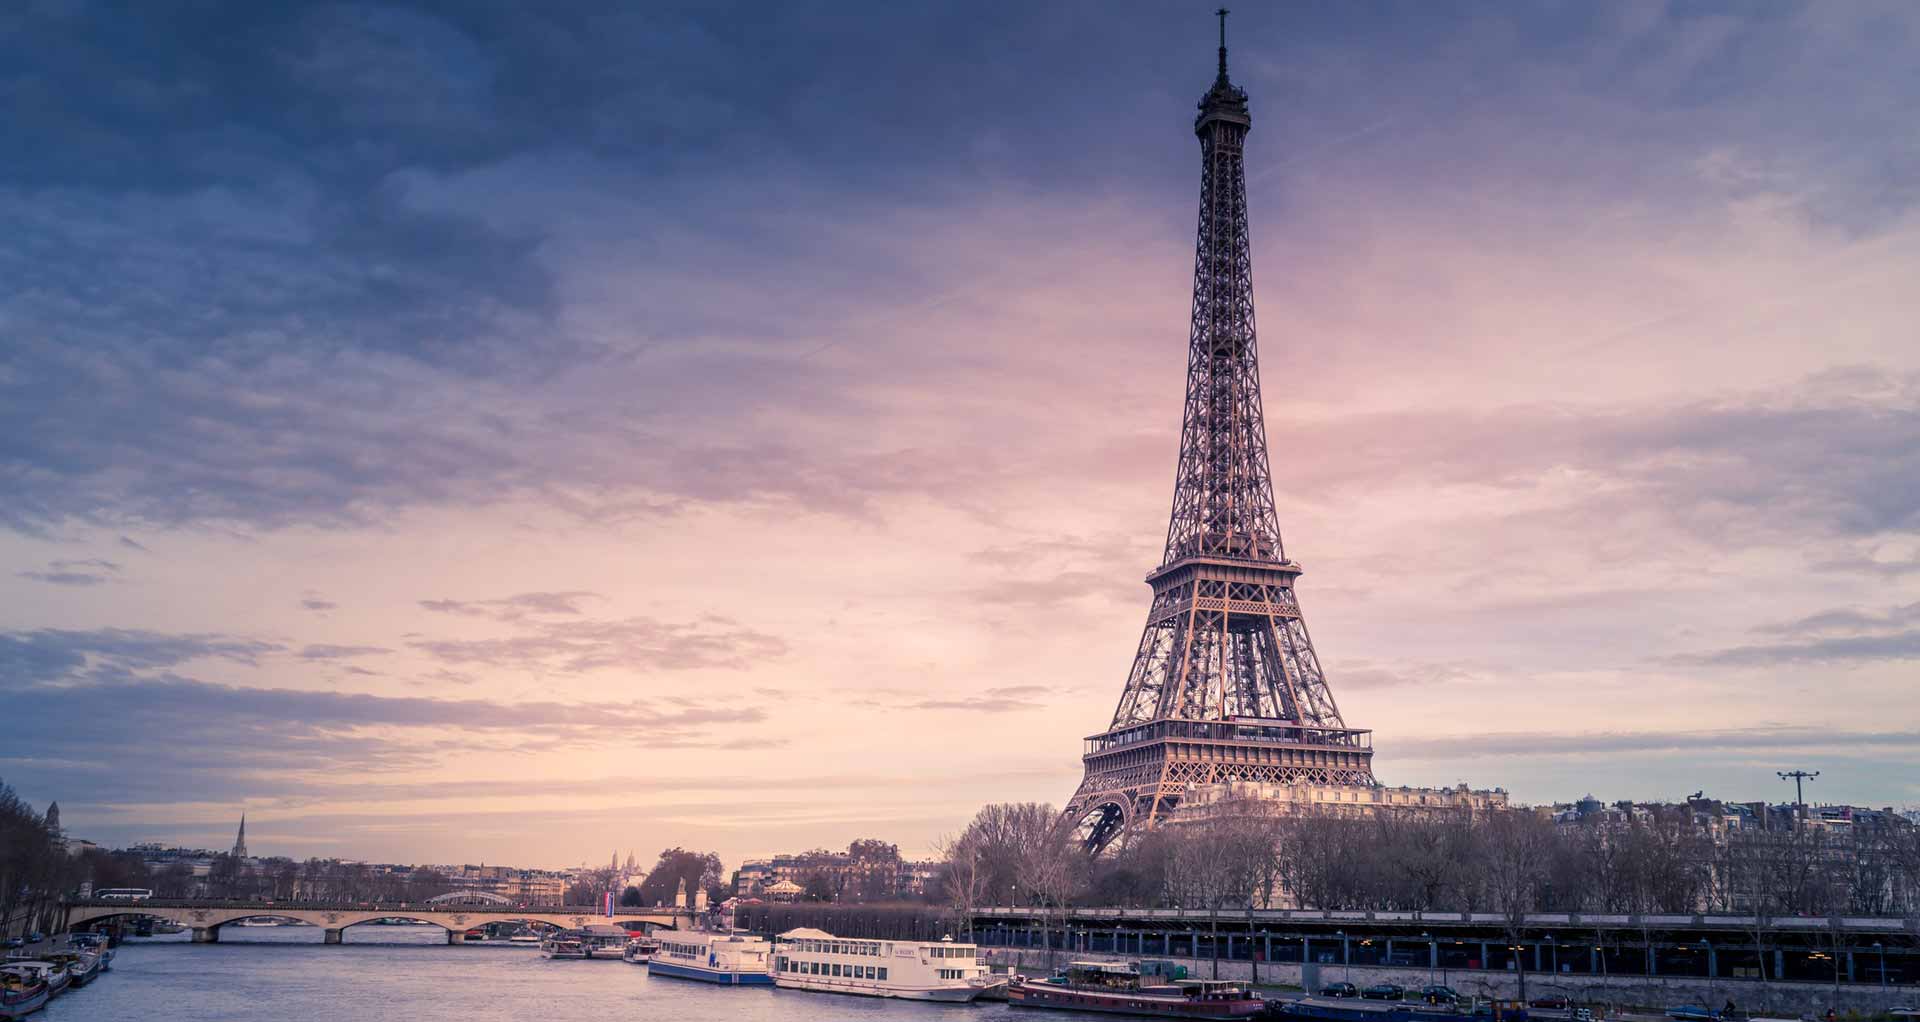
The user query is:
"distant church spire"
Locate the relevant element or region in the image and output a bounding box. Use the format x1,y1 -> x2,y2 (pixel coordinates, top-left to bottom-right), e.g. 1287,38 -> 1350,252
232,812 -> 249,859
44,801 -> 60,834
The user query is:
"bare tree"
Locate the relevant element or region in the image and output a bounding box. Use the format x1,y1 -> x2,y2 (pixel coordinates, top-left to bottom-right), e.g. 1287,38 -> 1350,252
1481,810 -> 1552,1002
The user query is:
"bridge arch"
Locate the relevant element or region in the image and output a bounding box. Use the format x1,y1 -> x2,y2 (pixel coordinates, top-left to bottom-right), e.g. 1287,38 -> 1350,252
62,901 -> 690,945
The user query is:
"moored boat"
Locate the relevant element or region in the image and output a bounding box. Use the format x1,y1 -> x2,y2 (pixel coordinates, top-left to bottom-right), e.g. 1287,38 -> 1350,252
0,970 -> 49,1020
622,936 -> 661,964
1009,961 -> 1265,1019
0,963 -> 65,1003
773,928 -> 1001,1002
45,952 -> 99,988
539,934 -> 586,960
577,925 -> 630,960
648,931 -> 775,985
1276,996 -> 1489,1022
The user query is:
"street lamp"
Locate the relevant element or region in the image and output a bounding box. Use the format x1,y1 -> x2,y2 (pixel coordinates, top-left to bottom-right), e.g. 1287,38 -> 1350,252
1423,931 -> 1436,985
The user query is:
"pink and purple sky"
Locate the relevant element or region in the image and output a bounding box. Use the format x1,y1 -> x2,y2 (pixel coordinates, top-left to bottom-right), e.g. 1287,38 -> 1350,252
3,2 -> 1917,870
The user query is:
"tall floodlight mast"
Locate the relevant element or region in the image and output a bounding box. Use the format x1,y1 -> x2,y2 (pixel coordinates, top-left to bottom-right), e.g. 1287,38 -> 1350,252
1062,13 -> 1377,853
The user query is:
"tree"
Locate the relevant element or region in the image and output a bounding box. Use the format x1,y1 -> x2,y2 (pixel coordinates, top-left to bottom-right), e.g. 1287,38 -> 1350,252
1481,810 -> 1553,1002
619,886 -> 644,907
848,839 -> 899,863
939,829 -> 989,941
636,848 -> 725,907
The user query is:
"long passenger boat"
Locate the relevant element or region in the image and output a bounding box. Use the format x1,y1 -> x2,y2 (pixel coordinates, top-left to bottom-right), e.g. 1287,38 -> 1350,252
1009,961 -> 1265,1019
772,928 -> 1003,1002
648,931 -> 775,985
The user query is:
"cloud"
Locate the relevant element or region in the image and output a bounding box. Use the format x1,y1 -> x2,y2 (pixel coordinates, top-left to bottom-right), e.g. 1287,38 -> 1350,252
1391,725 -> 1920,761
17,558 -> 122,586
300,595 -> 339,612
409,614 -> 785,674
1673,631 -> 1920,668
902,685 -> 1049,714
297,644 -> 392,661
418,591 -> 602,621
0,628 -> 281,685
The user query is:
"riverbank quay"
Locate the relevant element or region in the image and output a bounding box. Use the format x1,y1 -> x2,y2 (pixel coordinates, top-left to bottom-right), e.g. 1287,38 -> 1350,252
982,947 -> 1915,1018
973,907 -> 1920,1016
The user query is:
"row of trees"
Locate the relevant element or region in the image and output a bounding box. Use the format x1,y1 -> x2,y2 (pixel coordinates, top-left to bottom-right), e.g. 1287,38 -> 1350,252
944,800 -> 1920,919
941,801 -> 1920,994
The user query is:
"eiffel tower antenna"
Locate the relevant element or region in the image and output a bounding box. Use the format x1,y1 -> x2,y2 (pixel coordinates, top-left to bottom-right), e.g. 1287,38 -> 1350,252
1062,17 -> 1376,854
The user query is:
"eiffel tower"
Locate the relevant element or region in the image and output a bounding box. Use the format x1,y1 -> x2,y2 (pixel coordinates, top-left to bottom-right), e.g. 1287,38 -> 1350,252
1063,11 -> 1376,853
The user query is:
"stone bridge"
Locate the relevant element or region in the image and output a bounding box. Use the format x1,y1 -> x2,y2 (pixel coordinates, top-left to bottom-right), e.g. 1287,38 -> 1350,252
63,899 -> 694,945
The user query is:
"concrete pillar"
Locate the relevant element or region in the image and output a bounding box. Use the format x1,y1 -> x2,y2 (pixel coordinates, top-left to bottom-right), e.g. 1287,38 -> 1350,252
1706,945 -> 1717,978
1845,952 -> 1855,983
1591,947 -> 1600,973
1479,941 -> 1488,970
1533,942 -> 1543,973
1264,933 -> 1273,962
447,930 -> 466,945
1386,938 -> 1394,966
323,928 -> 343,945
191,927 -> 219,943
1774,949 -> 1785,979
1649,944 -> 1658,976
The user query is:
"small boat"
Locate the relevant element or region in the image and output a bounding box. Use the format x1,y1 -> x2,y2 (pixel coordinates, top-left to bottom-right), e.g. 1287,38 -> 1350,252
45,952 -> 99,988
0,963 -> 65,1003
508,930 -> 540,944
463,928 -> 487,942
648,931 -> 775,985
69,941 -> 111,973
577,926 -> 630,960
623,936 -> 661,964
1009,961 -> 1265,1019
0,970 -> 49,1020
540,934 -> 586,960
773,928 -> 1002,1002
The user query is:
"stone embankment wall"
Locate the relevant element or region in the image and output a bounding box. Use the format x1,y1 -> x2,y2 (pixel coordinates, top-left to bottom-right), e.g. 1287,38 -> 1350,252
982,949 -> 1919,1017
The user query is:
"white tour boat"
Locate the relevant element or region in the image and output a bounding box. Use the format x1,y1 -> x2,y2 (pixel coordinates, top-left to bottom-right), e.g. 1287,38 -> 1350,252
773,929 -> 1001,1002
648,931 -> 775,985
622,935 -> 661,964
539,933 -> 586,960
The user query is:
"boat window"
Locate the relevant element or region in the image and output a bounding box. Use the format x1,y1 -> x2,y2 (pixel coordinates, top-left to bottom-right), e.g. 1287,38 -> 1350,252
878,967 -> 888,980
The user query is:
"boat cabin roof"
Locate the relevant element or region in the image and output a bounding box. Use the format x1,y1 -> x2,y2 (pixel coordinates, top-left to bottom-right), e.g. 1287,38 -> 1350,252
1067,961 -> 1139,974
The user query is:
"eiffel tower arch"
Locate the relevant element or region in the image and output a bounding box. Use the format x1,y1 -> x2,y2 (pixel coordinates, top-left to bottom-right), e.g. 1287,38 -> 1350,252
1063,13 -> 1377,854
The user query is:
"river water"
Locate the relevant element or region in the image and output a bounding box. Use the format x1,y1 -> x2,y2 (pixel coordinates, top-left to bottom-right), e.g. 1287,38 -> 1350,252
47,924 -> 1113,1022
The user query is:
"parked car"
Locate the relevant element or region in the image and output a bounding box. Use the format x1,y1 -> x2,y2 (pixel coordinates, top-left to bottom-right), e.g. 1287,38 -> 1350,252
1321,983 -> 1359,998
3,937 -> 22,949
1531,996 -> 1572,1010
1363,984 -> 1406,1001
1421,985 -> 1461,1004
24,932 -> 43,944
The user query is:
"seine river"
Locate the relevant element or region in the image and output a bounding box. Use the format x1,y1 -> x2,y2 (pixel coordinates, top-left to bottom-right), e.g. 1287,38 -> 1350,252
49,924 -> 1109,1022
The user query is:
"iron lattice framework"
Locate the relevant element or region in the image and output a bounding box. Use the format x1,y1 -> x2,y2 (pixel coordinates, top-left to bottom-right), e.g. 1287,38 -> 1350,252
1064,14 -> 1376,853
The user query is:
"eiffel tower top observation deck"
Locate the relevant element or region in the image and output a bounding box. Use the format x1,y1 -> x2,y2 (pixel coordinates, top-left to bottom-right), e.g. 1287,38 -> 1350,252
1064,12 -> 1376,853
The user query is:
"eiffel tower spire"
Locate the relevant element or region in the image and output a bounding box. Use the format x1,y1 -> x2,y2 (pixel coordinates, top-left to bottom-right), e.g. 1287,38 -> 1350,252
1063,18 -> 1375,853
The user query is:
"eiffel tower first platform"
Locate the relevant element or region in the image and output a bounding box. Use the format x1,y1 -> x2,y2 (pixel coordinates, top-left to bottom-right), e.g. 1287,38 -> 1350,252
1063,14 -> 1380,854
